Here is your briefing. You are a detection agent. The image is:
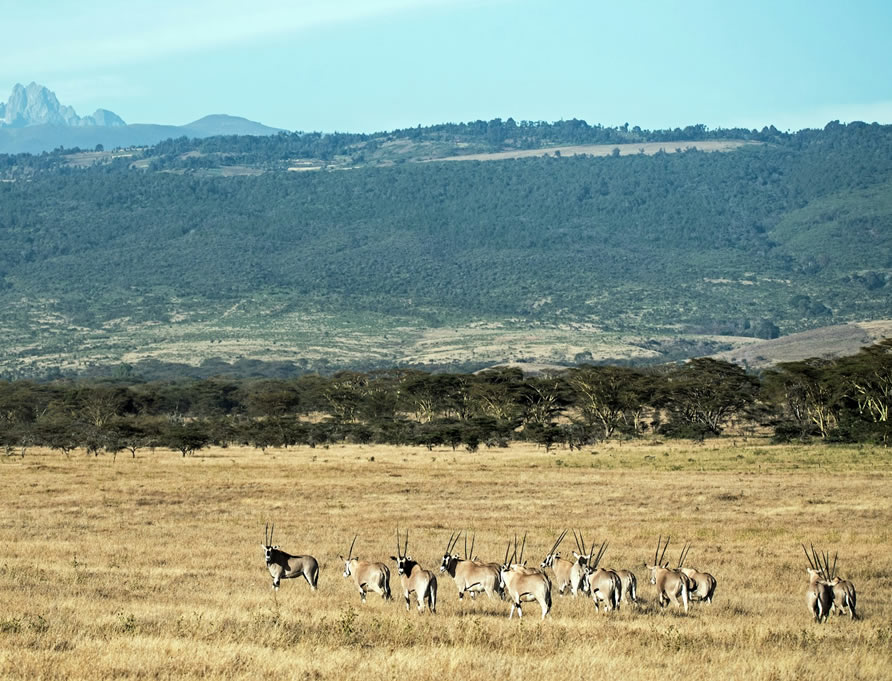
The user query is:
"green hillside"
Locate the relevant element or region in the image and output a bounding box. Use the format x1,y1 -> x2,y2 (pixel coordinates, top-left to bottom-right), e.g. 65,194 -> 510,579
0,120 -> 889,378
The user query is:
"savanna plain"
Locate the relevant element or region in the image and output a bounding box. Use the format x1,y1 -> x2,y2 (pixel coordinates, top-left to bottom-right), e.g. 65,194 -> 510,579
1,440 -> 890,680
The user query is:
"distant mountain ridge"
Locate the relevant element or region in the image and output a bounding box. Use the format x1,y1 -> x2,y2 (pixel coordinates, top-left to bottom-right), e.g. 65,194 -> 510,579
0,82 -> 125,128
0,82 -> 283,153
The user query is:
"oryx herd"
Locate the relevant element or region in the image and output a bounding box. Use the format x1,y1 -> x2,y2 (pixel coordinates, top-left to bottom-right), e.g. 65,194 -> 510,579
262,524 -> 859,623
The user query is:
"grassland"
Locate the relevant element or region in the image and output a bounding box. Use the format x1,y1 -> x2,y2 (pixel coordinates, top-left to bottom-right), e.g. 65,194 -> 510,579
1,440 -> 890,680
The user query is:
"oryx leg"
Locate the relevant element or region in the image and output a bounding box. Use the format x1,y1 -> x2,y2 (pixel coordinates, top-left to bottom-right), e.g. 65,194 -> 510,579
303,567 -> 318,591
428,582 -> 437,614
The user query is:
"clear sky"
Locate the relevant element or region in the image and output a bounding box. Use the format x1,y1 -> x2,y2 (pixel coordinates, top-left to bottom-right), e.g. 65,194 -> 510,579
2,0 -> 891,133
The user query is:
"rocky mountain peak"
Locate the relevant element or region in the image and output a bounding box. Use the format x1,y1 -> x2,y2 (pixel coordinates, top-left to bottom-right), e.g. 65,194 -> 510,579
1,82 -> 125,128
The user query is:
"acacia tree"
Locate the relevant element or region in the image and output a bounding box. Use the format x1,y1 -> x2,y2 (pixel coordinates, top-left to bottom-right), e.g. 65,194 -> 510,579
567,365 -> 654,440
838,340 -> 892,424
661,358 -> 758,437
763,359 -> 842,439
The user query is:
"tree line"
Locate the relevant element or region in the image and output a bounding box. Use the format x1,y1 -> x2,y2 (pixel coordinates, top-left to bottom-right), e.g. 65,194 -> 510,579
1,342 -> 889,457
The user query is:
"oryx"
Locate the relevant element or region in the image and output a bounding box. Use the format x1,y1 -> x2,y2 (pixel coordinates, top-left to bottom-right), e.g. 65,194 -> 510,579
581,539 -> 621,613
808,545 -> 857,620
439,531 -> 501,601
676,542 -> 717,604
261,522 -> 319,591
500,538 -> 552,620
390,530 -> 437,614
608,568 -> 638,604
540,529 -> 585,596
340,535 -> 392,602
803,544 -> 832,623
645,536 -> 690,613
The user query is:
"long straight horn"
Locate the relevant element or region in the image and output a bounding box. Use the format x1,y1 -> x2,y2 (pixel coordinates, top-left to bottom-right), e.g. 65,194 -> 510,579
593,540 -> 608,568
447,530 -> 461,555
264,522 -> 269,546
396,529 -> 402,560
404,530 -> 409,559
831,552 -> 838,580
270,523 -> 275,546
551,529 -> 567,556
464,532 -> 469,560
678,542 -> 690,569
469,533 -> 476,561
519,532 -> 527,564
581,532 -> 588,556
802,543 -> 817,569
811,544 -> 823,575
348,535 -> 357,560
655,536 -> 661,565
503,541 -> 511,566
573,529 -> 583,554
658,536 -> 670,566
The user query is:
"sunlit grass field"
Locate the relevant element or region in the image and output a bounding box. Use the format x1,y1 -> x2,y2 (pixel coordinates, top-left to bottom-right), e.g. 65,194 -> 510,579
1,440 -> 890,680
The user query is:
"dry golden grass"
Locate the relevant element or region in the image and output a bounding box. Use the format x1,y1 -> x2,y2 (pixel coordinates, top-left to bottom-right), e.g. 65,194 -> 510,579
1,440 -> 890,680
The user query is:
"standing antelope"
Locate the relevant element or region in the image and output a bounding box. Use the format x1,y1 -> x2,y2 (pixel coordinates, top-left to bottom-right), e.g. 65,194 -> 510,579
390,530 -> 437,614
581,540 -> 621,613
439,531 -> 501,601
500,539 -> 552,620
803,545 -> 832,623
609,568 -> 638,604
540,529 -> 585,596
809,545 -> 858,620
261,523 -> 319,591
645,537 -> 690,613
677,542 -> 717,604
340,535 -> 392,602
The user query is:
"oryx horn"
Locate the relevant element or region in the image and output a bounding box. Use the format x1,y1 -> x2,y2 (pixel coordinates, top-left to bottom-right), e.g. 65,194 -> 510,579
656,536 -> 670,566
678,542 -> 691,569
347,534 -> 357,560
802,543 -> 818,570
573,529 -> 587,556
549,529 -> 568,556
592,540 -> 608,568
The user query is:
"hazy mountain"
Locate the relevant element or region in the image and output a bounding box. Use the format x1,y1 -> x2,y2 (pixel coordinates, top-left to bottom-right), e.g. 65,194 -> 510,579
0,82 -> 126,128
0,82 -> 282,153
180,114 -> 283,137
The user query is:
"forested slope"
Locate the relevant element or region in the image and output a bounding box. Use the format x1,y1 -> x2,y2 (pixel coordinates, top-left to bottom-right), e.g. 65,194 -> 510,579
0,120 -> 889,377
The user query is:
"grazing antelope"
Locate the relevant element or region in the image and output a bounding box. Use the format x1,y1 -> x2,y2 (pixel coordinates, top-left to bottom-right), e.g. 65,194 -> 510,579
540,529 -> 584,596
677,542 -> 717,604
645,536 -> 690,613
500,539 -> 552,620
390,530 -> 437,614
439,531 -> 501,601
809,545 -> 858,620
340,535 -> 392,602
261,523 -> 319,591
581,540 -> 621,613
803,544 -> 832,623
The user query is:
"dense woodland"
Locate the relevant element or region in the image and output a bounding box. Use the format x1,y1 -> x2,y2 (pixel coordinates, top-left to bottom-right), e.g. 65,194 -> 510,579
1,341 -> 889,456
0,119 -> 890,377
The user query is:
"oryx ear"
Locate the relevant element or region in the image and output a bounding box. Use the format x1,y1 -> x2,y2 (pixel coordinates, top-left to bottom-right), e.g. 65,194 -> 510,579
390,556 -> 398,562
406,555 -> 412,560
572,551 -> 580,559
274,545 -> 278,549
662,561 -> 669,568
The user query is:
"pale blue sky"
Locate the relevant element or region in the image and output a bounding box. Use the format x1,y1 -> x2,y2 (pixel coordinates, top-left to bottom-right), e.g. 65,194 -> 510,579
2,0 -> 891,133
